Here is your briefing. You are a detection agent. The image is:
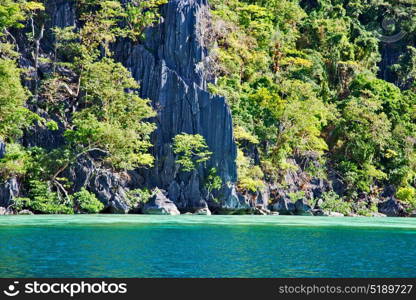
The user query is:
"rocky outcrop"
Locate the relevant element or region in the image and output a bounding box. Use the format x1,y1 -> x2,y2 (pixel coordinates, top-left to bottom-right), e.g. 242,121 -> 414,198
272,197 -> 296,215
0,141 -> 20,208
0,178 -> 19,209
18,210 -> 34,215
378,198 -> 406,217
143,189 -> 180,215
114,0 -> 239,212
326,212 -> 345,217
0,140 -> 5,158
66,157 -> 131,214
195,205 -> 212,216
264,154 -> 335,211
6,0 -> 240,214
295,199 -> 313,216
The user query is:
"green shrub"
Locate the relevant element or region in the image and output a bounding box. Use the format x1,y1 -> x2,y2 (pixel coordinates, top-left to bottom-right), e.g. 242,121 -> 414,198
396,187 -> 416,212
27,180 -> 74,214
0,58 -> 33,140
205,168 -> 223,194
320,192 -> 352,216
73,188 -> 104,214
353,201 -> 378,217
288,191 -> 305,202
11,197 -> 31,212
0,143 -> 30,180
236,149 -> 264,192
126,188 -> 153,208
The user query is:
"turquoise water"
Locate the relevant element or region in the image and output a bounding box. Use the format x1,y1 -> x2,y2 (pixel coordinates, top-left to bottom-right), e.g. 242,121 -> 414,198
0,215 -> 415,278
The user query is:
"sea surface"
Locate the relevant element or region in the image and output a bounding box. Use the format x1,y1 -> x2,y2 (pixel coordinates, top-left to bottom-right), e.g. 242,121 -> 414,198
0,215 -> 415,278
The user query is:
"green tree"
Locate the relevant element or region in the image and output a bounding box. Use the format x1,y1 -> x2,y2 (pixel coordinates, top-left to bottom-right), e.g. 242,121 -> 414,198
0,58 -> 33,141
64,59 -> 156,170
205,168 -> 223,194
173,134 -> 212,172
26,180 -> 74,214
0,143 -> 29,180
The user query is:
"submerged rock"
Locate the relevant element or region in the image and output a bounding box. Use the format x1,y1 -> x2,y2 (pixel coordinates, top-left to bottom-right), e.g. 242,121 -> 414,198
143,189 -> 180,216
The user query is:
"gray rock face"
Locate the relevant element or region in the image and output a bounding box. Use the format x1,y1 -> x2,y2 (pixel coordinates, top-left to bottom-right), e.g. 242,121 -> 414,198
0,141 -> 20,208
143,189 -> 180,215
89,172 -> 130,214
0,178 -> 19,208
30,0 -> 239,213
272,197 -> 296,215
295,199 -> 313,216
378,198 -> 406,217
46,0 -> 76,29
0,140 -> 5,159
267,155 -> 335,209
326,212 -> 345,217
114,0 -> 238,211
221,187 -> 250,211
66,157 -> 130,214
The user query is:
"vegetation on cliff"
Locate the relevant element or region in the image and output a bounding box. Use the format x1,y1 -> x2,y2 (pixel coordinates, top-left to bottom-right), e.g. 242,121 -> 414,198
208,0 -> 416,214
0,0 -> 165,213
1,0 -> 416,215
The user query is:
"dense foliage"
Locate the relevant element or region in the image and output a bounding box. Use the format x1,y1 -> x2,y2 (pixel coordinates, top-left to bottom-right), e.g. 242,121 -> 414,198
0,0 -> 166,214
209,0 -> 416,211
1,0 -> 416,214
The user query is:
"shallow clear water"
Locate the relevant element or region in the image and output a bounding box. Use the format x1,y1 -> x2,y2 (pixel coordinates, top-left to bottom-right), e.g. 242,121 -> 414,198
0,215 -> 415,278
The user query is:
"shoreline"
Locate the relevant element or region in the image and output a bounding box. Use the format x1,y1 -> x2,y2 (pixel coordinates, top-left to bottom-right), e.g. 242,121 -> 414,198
0,212 -> 414,218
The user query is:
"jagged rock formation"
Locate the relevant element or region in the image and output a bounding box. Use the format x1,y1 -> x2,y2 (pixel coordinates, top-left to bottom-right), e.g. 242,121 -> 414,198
0,0 -> 243,213
143,189 -> 181,215
0,1 -> 414,217
378,198 -> 407,217
114,0 -> 241,212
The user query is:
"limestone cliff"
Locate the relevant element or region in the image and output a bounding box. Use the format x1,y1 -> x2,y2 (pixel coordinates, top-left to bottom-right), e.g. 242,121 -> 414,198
114,0 -> 241,212
1,0 -> 245,213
